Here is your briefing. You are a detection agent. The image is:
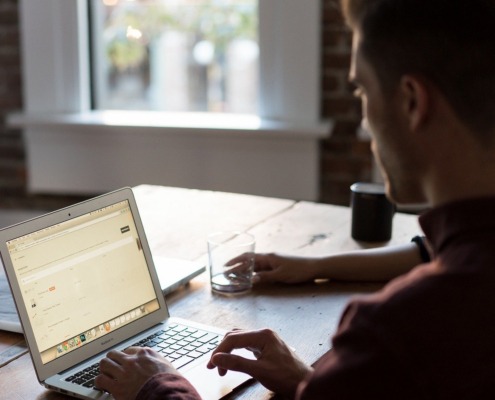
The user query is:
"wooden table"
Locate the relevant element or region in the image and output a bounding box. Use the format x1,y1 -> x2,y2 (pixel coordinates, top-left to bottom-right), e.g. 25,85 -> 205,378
0,185 -> 422,399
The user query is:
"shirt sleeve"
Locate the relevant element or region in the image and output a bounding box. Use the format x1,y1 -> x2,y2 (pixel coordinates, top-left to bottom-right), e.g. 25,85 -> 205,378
136,373 -> 202,400
295,302 -> 423,400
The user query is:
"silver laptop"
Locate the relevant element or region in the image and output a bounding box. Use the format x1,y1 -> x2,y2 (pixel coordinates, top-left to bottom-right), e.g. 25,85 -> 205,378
0,187 -> 251,399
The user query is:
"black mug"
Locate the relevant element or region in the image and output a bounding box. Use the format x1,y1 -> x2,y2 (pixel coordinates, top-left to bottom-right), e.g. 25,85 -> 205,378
350,182 -> 395,242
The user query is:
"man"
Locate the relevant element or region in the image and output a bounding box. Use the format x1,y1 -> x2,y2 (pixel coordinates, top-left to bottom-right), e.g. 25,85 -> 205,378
95,0 -> 495,398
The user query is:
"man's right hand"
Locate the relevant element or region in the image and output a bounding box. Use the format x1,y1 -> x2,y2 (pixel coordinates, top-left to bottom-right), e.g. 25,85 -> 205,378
207,328 -> 313,399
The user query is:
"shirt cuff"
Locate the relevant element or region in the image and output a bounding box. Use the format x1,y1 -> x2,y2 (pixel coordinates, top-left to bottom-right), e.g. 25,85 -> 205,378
136,372 -> 202,400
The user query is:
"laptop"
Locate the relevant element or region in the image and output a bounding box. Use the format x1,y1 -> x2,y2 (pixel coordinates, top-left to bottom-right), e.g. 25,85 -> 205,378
0,187 -> 251,399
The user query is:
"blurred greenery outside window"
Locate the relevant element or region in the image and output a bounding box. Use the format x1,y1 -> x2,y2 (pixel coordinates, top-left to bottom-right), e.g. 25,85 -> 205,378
91,0 -> 259,114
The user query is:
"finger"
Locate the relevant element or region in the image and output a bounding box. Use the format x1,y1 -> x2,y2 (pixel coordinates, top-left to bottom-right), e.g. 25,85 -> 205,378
123,346 -> 142,355
99,356 -> 124,380
210,352 -> 258,376
206,361 -> 229,376
246,346 -> 263,359
253,254 -> 274,272
207,329 -> 247,370
207,329 -> 270,376
223,260 -> 251,275
225,254 -> 247,266
106,350 -> 130,365
124,346 -> 161,360
94,373 -> 118,394
226,251 -> 254,267
211,330 -> 265,358
252,269 -> 279,283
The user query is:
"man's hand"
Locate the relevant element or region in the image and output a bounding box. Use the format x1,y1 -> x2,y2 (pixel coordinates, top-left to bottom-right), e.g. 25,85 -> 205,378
95,347 -> 179,400
207,329 -> 312,398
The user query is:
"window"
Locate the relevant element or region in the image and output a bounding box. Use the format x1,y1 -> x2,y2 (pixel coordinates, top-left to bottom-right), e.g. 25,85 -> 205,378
15,0 -> 329,201
91,0 -> 259,114
19,0 -> 322,124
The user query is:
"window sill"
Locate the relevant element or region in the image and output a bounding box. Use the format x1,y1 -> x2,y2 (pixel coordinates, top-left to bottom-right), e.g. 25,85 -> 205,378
8,111 -> 332,201
7,111 -> 332,140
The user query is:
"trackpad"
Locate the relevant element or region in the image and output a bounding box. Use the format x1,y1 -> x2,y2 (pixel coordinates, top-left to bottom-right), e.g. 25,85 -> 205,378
184,350 -> 254,400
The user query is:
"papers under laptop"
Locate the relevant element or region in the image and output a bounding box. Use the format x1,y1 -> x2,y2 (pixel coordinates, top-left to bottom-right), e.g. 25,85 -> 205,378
0,187 -> 251,399
154,256 -> 205,296
0,266 -> 22,333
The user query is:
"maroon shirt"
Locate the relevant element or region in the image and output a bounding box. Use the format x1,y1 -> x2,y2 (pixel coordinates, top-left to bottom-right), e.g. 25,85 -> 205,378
136,373 -> 201,400
138,197 -> 495,399
298,196 -> 495,399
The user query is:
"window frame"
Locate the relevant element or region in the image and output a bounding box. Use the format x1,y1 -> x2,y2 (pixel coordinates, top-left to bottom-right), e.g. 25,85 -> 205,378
12,0 -> 331,200
19,0 -> 324,124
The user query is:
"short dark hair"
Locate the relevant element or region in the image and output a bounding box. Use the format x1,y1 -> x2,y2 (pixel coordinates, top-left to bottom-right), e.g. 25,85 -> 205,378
341,0 -> 495,140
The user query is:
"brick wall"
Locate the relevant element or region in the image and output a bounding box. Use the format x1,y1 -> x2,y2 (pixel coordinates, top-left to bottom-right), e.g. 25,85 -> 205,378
0,0 -> 88,210
0,0 -> 370,210
0,0 -> 25,207
320,0 -> 372,205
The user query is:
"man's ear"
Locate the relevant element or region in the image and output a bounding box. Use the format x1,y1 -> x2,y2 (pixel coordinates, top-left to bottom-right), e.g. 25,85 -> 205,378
399,75 -> 429,132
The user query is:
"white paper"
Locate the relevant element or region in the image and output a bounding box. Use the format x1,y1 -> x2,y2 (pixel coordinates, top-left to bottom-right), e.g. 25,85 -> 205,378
0,263 -> 22,333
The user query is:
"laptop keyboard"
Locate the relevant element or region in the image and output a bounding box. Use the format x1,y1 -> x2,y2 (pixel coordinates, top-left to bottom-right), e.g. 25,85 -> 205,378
65,322 -> 221,390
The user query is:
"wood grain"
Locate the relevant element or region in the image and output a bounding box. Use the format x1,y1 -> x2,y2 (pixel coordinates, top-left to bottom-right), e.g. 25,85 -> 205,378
0,185 -> 421,399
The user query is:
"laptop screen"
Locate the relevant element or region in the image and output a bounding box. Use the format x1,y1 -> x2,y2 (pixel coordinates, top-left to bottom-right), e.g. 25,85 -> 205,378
5,200 -> 159,365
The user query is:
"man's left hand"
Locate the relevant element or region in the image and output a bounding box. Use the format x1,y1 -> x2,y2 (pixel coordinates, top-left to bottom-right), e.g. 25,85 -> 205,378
95,346 -> 179,400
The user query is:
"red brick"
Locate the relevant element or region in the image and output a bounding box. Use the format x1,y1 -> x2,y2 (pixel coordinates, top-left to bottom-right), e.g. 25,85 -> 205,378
321,74 -> 339,92
319,179 -> 355,206
351,138 -> 372,156
0,96 -> 22,109
0,28 -> 20,47
0,51 -> 20,68
0,6 -> 18,26
321,27 -> 352,49
322,7 -> 344,25
329,119 -> 361,137
321,97 -> 361,118
321,153 -> 371,177
320,137 -> 352,154
322,51 -> 351,69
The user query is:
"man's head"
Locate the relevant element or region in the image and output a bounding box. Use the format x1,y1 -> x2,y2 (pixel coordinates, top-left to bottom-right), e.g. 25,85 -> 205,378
341,0 -> 495,205
342,0 -> 495,137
